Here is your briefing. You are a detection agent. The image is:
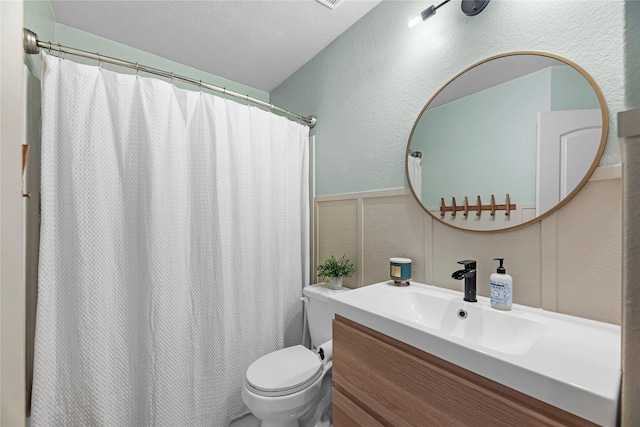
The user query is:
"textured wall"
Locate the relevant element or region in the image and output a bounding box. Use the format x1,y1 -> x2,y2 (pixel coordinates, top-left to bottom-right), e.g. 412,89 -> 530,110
272,0 -> 625,197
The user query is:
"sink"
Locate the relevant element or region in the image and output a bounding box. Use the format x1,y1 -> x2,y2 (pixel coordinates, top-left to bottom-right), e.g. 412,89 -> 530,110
363,290 -> 548,355
329,281 -> 621,427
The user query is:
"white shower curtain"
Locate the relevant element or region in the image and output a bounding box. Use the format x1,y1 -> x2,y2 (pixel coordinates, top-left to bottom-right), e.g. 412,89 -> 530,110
31,53 -> 309,426
408,155 -> 422,198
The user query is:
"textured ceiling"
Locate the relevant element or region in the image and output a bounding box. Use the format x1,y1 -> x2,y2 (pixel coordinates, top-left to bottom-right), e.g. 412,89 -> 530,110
50,0 -> 382,92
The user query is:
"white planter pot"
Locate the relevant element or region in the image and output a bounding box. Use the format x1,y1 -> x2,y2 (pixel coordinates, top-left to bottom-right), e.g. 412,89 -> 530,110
327,277 -> 343,290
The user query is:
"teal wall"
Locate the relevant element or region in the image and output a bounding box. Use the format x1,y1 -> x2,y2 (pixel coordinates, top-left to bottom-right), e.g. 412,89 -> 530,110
23,0 -> 267,102
626,0 -> 640,109
271,1 -> 626,197
23,0 -> 55,77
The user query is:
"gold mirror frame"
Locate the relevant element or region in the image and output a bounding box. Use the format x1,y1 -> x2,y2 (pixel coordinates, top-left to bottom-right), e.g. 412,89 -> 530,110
406,51 -> 609,232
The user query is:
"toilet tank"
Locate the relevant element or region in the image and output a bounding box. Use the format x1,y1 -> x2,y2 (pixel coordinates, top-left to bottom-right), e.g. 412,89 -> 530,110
303,284 -> 350,348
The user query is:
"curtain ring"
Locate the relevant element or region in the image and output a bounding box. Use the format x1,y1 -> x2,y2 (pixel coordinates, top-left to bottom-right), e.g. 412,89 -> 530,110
56,43 -> 63,59
46,41 -> 52,54
97,52 -> 102,68
246,95 -> 250,107
223,87 -> 226,99
135,62 -> 139,77
269,104 -> 274,112
199,80 -> 202,92
170,72 -> 174,85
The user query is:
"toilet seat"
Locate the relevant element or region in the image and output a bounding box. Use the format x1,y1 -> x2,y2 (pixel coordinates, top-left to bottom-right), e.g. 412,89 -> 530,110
245,345 -> 323,397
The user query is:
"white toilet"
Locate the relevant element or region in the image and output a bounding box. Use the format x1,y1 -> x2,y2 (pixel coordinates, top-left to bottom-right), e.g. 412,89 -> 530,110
242,283 -> 348,427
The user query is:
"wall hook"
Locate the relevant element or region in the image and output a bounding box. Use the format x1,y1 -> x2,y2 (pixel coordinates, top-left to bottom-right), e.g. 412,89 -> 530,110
440,193 -> 517,219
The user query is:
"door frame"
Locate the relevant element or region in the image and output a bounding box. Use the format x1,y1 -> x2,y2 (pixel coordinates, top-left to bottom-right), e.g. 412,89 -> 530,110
1,1 -> 27,425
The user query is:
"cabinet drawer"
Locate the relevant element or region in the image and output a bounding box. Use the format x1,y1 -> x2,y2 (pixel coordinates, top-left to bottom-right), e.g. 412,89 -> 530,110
333,388 -> 385,427
332,315 -> 596,427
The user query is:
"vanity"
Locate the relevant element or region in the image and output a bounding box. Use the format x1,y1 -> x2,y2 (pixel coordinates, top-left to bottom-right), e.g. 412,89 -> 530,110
329,282 -> 620,426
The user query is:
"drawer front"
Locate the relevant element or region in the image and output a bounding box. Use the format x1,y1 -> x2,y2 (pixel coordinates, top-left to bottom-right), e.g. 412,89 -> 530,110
333,387 -> 385,427
332,315 -> 596,427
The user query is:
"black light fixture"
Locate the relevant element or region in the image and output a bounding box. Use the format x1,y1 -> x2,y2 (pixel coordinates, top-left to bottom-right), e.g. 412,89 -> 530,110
461,0 -> 491,16
408,0 -> 490,28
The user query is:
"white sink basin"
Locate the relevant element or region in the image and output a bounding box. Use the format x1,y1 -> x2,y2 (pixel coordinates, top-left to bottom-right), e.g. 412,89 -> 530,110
364,290 -> 548,355
329,281 -> 621,427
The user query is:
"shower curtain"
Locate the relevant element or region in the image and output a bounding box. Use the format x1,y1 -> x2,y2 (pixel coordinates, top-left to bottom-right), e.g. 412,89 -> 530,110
31,53 -> 309,426
408,154 -> 422,198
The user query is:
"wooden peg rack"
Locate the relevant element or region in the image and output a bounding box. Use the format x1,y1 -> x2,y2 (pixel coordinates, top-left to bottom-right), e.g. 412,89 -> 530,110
440,194 -> 516,218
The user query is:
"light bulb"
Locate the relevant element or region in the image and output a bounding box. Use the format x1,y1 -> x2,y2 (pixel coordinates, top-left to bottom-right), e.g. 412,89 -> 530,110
407,5 -> 436,29
407,13 -> 423,29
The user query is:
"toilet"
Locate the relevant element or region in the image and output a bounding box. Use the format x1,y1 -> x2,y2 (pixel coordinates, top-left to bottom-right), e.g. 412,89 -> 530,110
242,283 -> 348,427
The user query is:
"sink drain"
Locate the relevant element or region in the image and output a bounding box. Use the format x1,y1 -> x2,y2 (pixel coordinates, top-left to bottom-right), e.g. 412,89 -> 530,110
457,309 -> 468,319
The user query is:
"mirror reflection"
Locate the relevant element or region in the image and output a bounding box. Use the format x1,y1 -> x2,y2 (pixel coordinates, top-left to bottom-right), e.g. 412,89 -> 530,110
407,52 -> 607,231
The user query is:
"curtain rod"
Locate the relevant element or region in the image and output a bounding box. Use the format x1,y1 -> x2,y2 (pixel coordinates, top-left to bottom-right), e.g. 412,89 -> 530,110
22,28 -> 317,128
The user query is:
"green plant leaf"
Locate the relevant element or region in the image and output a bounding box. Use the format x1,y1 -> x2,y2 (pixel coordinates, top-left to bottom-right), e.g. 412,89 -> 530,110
316,254 -> 357,279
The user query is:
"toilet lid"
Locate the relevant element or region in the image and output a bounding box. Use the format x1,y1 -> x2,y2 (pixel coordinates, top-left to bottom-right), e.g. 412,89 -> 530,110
246,345 -> 323,397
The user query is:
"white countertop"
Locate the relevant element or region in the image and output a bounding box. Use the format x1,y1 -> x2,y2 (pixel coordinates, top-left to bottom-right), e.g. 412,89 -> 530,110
329,281 -> 621,426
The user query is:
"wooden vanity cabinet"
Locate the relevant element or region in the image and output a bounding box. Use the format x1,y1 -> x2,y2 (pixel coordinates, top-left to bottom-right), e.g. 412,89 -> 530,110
332,315 -> 596,427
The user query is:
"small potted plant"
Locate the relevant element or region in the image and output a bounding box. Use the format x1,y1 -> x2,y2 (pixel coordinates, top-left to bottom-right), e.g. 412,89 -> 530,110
316,254 -> 357,290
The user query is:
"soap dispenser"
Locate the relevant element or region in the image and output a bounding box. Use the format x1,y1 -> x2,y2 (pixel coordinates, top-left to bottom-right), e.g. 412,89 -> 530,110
490,258 -> 512,310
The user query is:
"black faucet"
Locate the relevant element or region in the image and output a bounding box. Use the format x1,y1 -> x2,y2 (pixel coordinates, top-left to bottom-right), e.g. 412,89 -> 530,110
452,260 -> 477,302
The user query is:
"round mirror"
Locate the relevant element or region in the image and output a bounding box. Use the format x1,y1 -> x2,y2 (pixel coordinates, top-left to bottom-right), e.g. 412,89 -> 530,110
406,51 -> 608,232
